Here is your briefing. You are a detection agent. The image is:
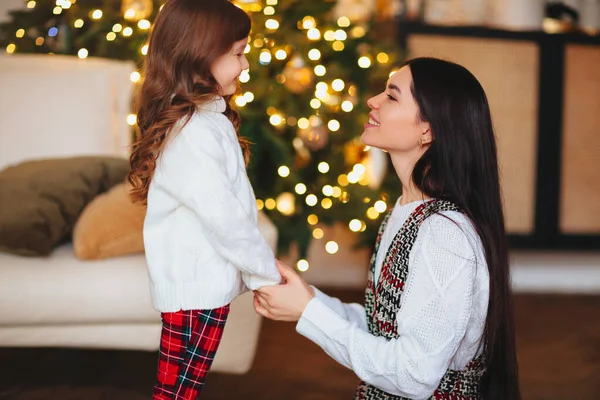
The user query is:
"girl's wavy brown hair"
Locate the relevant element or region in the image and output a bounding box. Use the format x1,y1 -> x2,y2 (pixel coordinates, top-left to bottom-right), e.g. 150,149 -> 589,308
128,0 -> 251,204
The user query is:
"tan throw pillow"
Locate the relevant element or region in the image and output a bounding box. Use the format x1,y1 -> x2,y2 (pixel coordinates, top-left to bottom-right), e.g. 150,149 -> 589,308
73,182 -> 146,260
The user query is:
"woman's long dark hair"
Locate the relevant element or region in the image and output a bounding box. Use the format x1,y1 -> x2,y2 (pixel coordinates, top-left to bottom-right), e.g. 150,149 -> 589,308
128,0 -> 251,204
407,57 -> 520,399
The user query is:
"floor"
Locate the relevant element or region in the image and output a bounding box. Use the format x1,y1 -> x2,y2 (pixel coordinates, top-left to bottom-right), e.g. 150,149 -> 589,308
0,290 -> 599,399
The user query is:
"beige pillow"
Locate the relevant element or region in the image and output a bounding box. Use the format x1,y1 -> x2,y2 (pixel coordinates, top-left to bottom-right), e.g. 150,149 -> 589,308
73,182 -> 146,260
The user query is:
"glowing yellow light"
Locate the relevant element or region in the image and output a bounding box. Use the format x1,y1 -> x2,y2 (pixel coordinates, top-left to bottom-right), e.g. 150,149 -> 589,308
374,200 -> 387,213
278,165 -> 290,177
310,99 -> 321,109
306,194 -> 318,207
314,65 -> 326,76
124,8 -> 136,19
334,30 -> 347,41
307,214 -> 318,225
325,241 -> 339,254
77,48 -> 89,59
266,0 -> 278,5
297,118 -> 310,129
318,162 -> 330,173
297,259 -> 309,272
106,32 -> 117,41
91,9 -> 103,19
308,49 -> 321,60
15,29 -> 25,38
331,79 -> 345,92
243,92 -> 254,102
244,44 -> 251,54
259,50 -> 272,64
254,38 -> 264,48
276,192 -> 295,216
256,199 -> 264,210
322,185 -> 334,196
353,163 -> 366,174
235,96 -> 247,107
239,70 -> 250,83
347,171 -> 359,183
332,186 -> 342,197
295,183 -> 307,195
328,120 -> 340,132
141,44 -> 149,55
341,101 -> 353,112
352,26 -> 366,38
377,52 -> 389,64
265,198 -> 277,210
316,82 -> 328,92
269,114 -> 283,126
123,27 -> 133,36
337,16 -> 351,27
275,49 -> 287,60
138,19 -> 151,30
349,219 -> 362,232
35,37 -> 44,46
27,1 -> 36,9
6,44 -> 16,54
112,23 -> 122,32
332,41 -> 345,51
53,6 -> 62,14
340,191 -> 350,203
313,228 -> 324,239
338,174 -> 349,186
367,207 -> 380,220
265,19 -> 279,30
74,19 -> 84,28
127,114 -> 137,125
358,56 -> 372,68
264,6 -> 275,15
302,16 -> 316,30
324,30 -> 335,41
307,28 -> 321,40
321,198 -> 333,209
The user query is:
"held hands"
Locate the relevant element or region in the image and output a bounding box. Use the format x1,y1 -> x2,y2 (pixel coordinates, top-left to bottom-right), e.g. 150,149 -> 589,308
253,259 -> 315,322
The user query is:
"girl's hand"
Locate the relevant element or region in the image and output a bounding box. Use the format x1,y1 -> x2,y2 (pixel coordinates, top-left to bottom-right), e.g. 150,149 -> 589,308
253,260 -> 315,322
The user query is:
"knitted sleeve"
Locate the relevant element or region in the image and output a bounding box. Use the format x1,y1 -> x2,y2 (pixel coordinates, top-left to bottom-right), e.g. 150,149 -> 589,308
312,287 -> 368,331
157,115 -> 281,289
296,213 -> 480,399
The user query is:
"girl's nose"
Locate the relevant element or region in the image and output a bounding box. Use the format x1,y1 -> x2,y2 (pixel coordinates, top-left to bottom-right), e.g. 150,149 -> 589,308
367,94 -> 381,110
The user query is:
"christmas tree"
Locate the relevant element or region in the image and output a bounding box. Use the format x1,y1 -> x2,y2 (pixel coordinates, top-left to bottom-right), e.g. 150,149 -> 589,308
0,0 -> 401,268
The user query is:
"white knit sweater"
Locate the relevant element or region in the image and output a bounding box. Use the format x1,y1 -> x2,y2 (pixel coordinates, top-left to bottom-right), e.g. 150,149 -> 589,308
143,96 -> 281,312
297,199 -> 490,399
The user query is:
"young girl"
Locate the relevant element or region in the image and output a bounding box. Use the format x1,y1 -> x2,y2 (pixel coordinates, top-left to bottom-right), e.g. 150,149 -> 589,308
127,0 -> 281,398
254,58 -> 521,399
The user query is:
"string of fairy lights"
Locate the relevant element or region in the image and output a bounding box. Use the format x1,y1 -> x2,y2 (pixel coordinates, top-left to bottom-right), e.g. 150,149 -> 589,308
5,0 -> 397,272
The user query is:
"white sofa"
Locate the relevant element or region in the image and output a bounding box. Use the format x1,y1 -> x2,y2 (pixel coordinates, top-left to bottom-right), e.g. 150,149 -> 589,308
0,54 -> 273,374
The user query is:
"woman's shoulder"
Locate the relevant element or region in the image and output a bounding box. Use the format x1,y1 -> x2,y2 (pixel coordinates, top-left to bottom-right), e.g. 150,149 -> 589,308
419,209 -> 482,258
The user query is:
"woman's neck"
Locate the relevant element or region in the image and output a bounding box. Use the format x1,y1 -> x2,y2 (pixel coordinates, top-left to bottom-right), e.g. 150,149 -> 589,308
390,152 -> 429,206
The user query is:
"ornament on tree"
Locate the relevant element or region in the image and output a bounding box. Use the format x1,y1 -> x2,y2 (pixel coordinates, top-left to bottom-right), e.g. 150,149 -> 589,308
343,138 -> 366,165
333,0 -> 376,22
298,116 -> 328,151
122,0 -> 153,21
363,147 -> 388,189
282,55 -> 314,94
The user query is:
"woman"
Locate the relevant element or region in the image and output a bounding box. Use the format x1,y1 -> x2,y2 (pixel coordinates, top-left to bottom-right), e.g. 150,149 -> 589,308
254,58 -> 520,399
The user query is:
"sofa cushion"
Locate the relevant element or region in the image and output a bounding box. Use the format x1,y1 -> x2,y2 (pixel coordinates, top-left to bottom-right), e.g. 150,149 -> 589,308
0,157 -> 129,256
73,182 -> 146,260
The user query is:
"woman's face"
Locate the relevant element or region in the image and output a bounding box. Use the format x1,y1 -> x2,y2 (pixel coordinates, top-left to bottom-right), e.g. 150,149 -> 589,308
361,66 -> 431,155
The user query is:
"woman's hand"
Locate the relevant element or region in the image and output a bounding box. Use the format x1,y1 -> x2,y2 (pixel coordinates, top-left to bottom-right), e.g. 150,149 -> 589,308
253,259 -> 315,322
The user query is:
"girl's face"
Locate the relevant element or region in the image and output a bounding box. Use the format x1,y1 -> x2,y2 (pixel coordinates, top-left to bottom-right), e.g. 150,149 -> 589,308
210,37 -> 250,96
361,66 -> 431,155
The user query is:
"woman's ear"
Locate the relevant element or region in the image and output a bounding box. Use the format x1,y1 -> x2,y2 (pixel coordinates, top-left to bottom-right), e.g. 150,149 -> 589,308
421,123 -> 433,145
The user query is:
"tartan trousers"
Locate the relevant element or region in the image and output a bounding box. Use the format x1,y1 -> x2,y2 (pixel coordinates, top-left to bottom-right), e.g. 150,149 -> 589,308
152,305 -> 230,399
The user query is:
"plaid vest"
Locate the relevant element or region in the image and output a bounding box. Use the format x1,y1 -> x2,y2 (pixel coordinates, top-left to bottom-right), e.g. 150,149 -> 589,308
354,200 -> 486,400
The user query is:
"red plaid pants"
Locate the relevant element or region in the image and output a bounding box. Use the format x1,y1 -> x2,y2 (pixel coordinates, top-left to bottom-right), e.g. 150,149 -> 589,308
152,305 -> 230,399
